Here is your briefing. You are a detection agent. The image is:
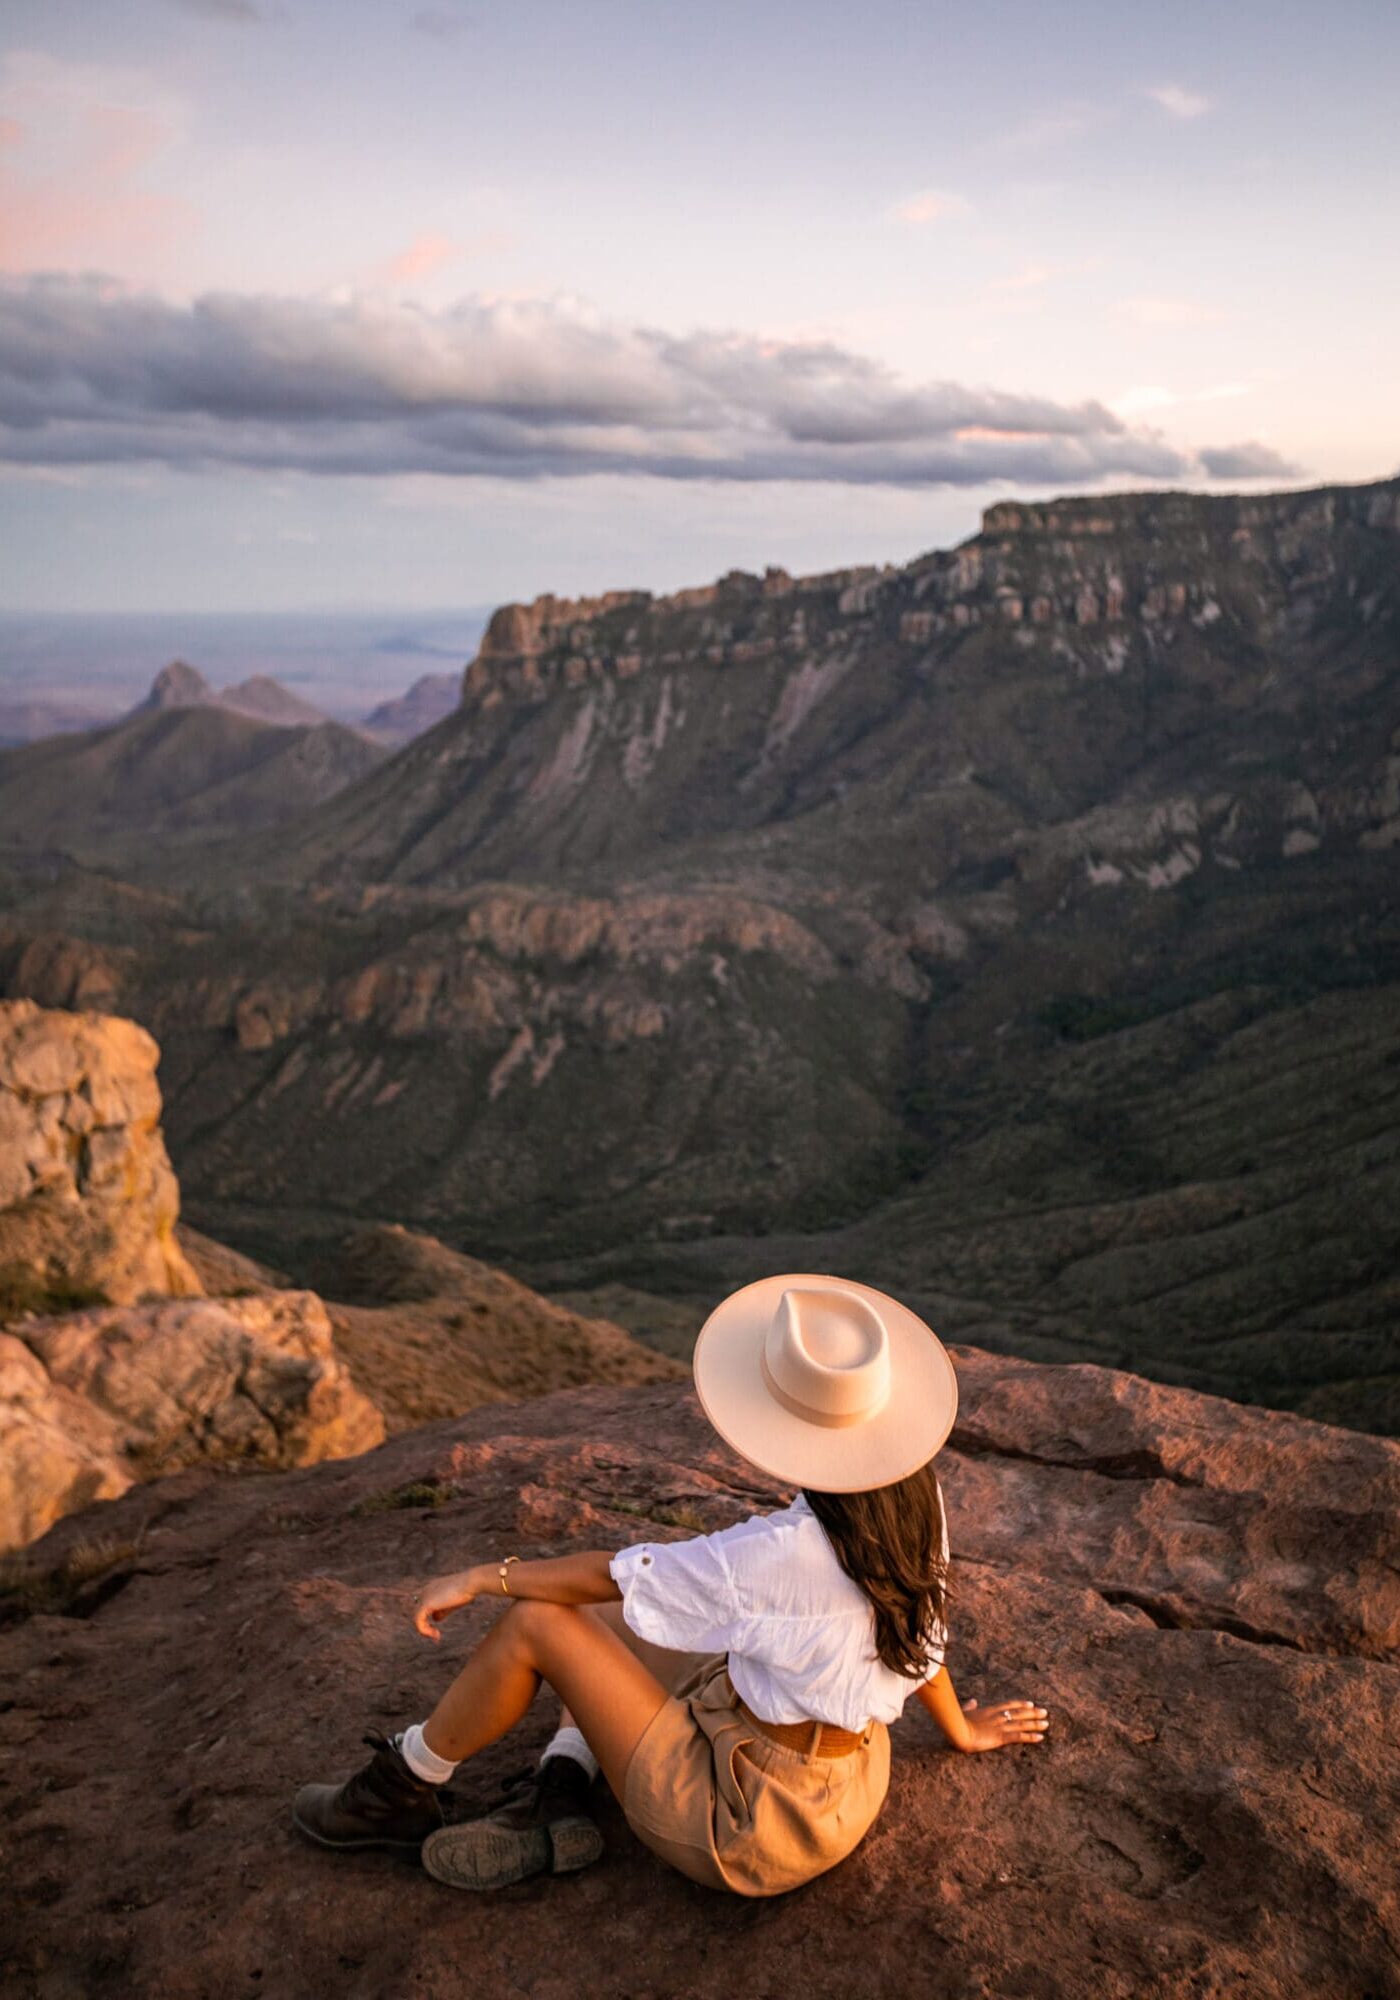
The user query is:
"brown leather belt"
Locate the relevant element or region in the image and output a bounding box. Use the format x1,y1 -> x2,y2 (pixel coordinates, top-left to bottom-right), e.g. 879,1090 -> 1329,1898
734,1692 -> 871,1759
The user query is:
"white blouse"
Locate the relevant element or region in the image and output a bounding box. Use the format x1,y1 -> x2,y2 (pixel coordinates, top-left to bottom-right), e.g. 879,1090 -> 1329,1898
608,1484 -> 950,1732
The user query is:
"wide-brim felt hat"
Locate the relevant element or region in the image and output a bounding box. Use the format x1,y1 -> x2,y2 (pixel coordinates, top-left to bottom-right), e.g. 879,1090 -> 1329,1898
691,1272 -> 958,1492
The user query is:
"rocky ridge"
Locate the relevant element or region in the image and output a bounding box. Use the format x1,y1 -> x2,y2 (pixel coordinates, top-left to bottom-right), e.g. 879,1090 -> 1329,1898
1,1349 -> 1396,1997
133,661 -> 333,730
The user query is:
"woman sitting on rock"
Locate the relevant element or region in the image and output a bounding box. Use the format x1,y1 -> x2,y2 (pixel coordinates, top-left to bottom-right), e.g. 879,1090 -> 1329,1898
293,1274 -> 1049,1896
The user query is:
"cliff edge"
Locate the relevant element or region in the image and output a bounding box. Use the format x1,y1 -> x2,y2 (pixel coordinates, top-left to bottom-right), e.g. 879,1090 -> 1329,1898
2,1347 -> 1396,1998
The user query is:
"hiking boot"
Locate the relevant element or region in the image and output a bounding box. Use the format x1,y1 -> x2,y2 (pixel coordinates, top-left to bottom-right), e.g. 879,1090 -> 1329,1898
421,1754 -> 604,1891
293,1730 -> 448,1852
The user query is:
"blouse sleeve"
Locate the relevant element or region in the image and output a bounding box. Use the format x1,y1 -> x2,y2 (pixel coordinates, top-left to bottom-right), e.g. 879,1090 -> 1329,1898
609,1527 -> 743,1654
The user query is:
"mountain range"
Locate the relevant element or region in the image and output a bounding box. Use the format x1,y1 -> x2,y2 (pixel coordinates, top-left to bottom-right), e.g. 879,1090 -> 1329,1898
0,657 -> 464,753
1,473 -> 1396,1433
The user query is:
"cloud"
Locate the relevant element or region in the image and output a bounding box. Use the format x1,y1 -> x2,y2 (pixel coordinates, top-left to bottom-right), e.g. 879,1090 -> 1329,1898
989,255 -> 1103,295
0,272 -> 1250,490
0,54 -> 196,279
1198,441 -> 1302,480
1144,84 -> 1211,119
410,7 -> 470,37
380,233 -> 462,285
995,103 -> 1102,155
891,189 -> 969,226
1115,296 -> 1225,329
166,0 -> 264,18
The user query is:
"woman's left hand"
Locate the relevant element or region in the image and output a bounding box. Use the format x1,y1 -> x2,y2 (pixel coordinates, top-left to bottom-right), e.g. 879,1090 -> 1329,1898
957,1695 -> 1048,1751
412,1568 -> 482,1643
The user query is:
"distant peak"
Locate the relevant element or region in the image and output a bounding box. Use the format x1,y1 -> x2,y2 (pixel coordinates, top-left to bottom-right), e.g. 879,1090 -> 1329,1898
144,659 -> 214,708
217,676 -> 328,727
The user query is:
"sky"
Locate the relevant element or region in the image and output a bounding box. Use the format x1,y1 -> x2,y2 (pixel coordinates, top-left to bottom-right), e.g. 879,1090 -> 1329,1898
2,0 -> 1398,616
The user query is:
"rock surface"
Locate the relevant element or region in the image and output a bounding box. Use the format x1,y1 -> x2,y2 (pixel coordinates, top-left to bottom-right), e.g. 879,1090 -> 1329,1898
0,1288 -> 384,1551
0,997 -> 201,1312
1,1349 -> 1396,1997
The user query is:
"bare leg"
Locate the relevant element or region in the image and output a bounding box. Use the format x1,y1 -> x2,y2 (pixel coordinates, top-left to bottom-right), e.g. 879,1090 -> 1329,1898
557,1603 -> 710,1733
421,1599 -> 673,1804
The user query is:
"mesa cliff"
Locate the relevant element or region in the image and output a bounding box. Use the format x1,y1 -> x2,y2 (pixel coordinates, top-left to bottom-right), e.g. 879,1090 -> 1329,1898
2,1351 -> 1396,1997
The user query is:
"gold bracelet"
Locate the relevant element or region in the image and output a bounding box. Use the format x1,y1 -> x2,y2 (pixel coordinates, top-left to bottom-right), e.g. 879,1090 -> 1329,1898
497,1555 -> 521,1596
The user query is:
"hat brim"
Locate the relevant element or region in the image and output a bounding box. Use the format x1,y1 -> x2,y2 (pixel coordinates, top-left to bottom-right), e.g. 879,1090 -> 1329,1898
692,1272 -> 958,1493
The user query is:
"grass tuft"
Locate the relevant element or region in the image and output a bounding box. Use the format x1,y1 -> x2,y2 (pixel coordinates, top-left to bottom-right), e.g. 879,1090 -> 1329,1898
0,1532 -> 144,1622
350,1478 -> 456,1518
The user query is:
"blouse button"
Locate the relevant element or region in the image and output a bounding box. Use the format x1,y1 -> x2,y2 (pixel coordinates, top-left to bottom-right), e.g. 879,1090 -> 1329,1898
641,1553 -> 653,1565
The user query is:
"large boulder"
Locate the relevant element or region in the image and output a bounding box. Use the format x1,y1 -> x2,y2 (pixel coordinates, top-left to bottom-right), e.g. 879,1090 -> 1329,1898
0,1290 -> 384,1551
0,998 -> 201,1312
1,1347 -> 1395,1996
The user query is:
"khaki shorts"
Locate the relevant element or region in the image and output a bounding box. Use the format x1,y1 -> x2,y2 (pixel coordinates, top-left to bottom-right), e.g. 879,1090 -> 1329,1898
616,1642 -> 892,1898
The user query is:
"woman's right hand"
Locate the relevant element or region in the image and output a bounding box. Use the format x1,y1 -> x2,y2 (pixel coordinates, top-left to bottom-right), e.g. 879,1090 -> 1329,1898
957,1695 -> 1048,1751
412,1567 -> 483,1644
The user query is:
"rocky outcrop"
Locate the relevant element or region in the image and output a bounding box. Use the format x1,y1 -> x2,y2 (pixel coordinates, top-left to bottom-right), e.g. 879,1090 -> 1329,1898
1,1349 -> 1395,1996
0,998 -> 201,1312
0,1289 -> 383,1551
296,1221 -> 685,1434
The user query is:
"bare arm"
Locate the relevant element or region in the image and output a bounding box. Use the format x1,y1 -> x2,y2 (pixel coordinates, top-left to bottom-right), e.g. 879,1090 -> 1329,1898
915,1662 -> 1048,1752
412,1551 -> 621,1644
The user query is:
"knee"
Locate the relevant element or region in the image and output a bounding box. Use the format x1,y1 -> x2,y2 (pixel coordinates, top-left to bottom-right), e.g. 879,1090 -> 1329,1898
507,1597 -> 578,1649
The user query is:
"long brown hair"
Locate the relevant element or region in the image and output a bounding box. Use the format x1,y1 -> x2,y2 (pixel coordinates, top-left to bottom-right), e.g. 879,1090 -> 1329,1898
801,1457 -> 953,1678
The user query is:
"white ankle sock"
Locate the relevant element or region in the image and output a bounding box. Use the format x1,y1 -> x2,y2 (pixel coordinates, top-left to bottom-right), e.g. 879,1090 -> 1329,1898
541,1724 -> 599,1781
398,1722 -> 458,1784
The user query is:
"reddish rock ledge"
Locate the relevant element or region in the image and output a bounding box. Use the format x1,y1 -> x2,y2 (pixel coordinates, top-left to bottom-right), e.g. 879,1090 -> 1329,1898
1,1347 -> 1397,2000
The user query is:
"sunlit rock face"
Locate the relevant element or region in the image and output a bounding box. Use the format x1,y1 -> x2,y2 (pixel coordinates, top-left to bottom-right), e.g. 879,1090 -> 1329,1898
0,1288 -> 383,1553
0,999 -> 202,1311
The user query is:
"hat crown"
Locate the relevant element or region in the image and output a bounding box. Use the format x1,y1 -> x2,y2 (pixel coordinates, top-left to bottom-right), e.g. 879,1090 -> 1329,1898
761,1286 -> 892,1430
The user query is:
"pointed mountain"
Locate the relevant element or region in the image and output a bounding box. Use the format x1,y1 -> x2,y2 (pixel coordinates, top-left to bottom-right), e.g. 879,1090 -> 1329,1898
358,671 -> 461,745
137,659 -> 216,711
216,675 -> 330,729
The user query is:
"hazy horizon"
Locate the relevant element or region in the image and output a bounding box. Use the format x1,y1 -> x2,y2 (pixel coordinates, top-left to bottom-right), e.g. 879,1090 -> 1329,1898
0,607 -> 492,719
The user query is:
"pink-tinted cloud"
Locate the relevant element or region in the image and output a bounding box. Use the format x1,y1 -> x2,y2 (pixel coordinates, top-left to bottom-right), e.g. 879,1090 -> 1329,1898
368,229 -> 514,291
0,53 -> 197,282
383,233 -> 461,284
890,189 -> 970,226
1115,296 -> 1225,329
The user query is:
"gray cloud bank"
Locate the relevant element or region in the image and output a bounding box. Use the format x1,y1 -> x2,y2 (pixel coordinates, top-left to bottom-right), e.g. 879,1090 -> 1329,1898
0,275 -> 1296,489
